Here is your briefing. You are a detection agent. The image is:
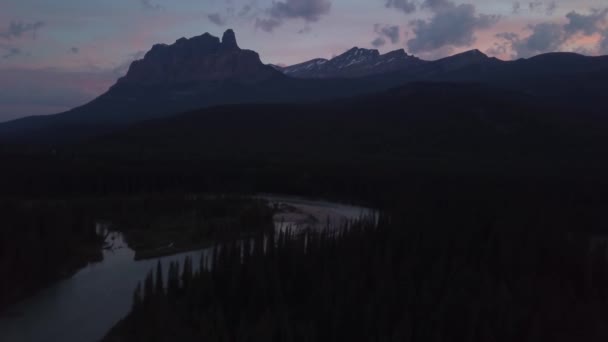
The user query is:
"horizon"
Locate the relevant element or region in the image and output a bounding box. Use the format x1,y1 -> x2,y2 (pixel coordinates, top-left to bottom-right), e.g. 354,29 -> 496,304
1,0 -> 608,121
3,3 -> 608,341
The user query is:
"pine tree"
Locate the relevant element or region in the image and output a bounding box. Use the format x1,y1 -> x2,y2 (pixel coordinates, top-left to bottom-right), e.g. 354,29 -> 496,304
182,256 -> 193,290
143,270 -> 154,302
155,260 -> 164,296
168,261 -> 180,296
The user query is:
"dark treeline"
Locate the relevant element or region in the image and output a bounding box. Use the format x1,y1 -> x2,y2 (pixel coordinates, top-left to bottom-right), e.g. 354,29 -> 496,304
105,206 -> 608,342
3,81 -> 608,337
0,200 -> 103,310
2,82 -> 608,208
97,196 -> 275,259
0,196 -> 273,310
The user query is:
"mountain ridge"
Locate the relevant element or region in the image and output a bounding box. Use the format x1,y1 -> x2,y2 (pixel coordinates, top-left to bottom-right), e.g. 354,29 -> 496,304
116,29 -> 280,86
275,47 -> 425,78
2,29 -> 608,145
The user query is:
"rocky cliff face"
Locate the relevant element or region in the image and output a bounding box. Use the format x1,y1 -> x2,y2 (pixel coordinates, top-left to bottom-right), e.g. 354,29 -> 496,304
117,29 -> 280,86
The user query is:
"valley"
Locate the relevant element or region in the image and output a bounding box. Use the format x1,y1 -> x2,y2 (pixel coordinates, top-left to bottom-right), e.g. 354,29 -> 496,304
2,27 -> 608,342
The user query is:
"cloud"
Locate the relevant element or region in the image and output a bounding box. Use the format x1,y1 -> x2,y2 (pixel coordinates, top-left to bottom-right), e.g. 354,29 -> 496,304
407,1 -> 499,54
0,21 -> 45,40
373,24 -> 400,45
497,8 -> 608,58
372,37 -> 387,47
564,9 -> 608,36
512,1 -> 557,16
208,13 -> 227,26
140,0 -> 162,11
266,0 -> 332,23
268,0 -> 331,22
600,31 -> 608,54
385,0 -> 416,14
255,18 -> 282,32
256,0 -> 331,32
422,0 -> 451,11
510,22 -> 565,58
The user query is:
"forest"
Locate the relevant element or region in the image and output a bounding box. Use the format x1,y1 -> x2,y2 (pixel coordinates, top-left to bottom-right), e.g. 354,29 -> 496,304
104,199 -> 608,341
2,82 -> 608,339
0,196 -> 274,310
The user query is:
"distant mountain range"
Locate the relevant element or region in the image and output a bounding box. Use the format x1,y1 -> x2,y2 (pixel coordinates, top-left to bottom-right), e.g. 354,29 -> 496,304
271,47 -> 425,78
1,29 -> 608,145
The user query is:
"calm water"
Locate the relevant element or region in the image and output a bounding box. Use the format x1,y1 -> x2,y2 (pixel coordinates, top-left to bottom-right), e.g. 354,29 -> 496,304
0,196 -> 372,342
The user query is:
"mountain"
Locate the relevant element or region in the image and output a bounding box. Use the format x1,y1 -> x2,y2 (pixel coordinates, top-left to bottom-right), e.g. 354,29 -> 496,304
2,28 -> 608,145
432,49 -> 498,71
117,29 -> 278,86
0,30 -> 295,144
276,47 -> 425,78
0,30 -> 407,144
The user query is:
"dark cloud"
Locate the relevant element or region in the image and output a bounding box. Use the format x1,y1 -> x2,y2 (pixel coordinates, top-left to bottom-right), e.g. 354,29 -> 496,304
385,0 -> 416,14
70,47 -> 79,54
268,0 -> 331,22
255,0 -> 331,32
0,21 -> 45,40
486,41 -> 510,57
407,1 -> 499,54
510,22 -> 564,58
422,0 -> 451,11
372,37 -> 387,47
600,31 -> 608,54
255,18 -> 282,32
374,24 -> 400,44
498,8 -> 608,58
564,9 -> 608,36
140,0 -> 162,11
208,13 -> 227,26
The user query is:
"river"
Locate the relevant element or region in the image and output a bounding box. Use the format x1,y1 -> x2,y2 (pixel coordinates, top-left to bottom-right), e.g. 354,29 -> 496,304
0,196 -> 373,342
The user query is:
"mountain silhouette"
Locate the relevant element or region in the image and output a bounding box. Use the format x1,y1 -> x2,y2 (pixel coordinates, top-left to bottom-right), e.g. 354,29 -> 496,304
2,30 -> 608,145
274,47 -> 425,78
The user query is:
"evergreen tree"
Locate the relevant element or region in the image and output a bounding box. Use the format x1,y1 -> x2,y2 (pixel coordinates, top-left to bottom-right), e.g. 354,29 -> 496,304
155,261 -> 164,295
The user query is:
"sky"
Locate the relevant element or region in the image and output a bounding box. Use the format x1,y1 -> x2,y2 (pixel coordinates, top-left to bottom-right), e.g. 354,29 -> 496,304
1,0 -> 607,121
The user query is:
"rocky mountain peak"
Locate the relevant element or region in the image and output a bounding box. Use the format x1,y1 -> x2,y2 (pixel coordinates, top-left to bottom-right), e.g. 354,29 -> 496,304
222,29 -> 239,50
456,49 -> 489,61
117,29 -> 280,86
279,46 -> 424,78
338,47 -> 380,59
383,49 -> 408,58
